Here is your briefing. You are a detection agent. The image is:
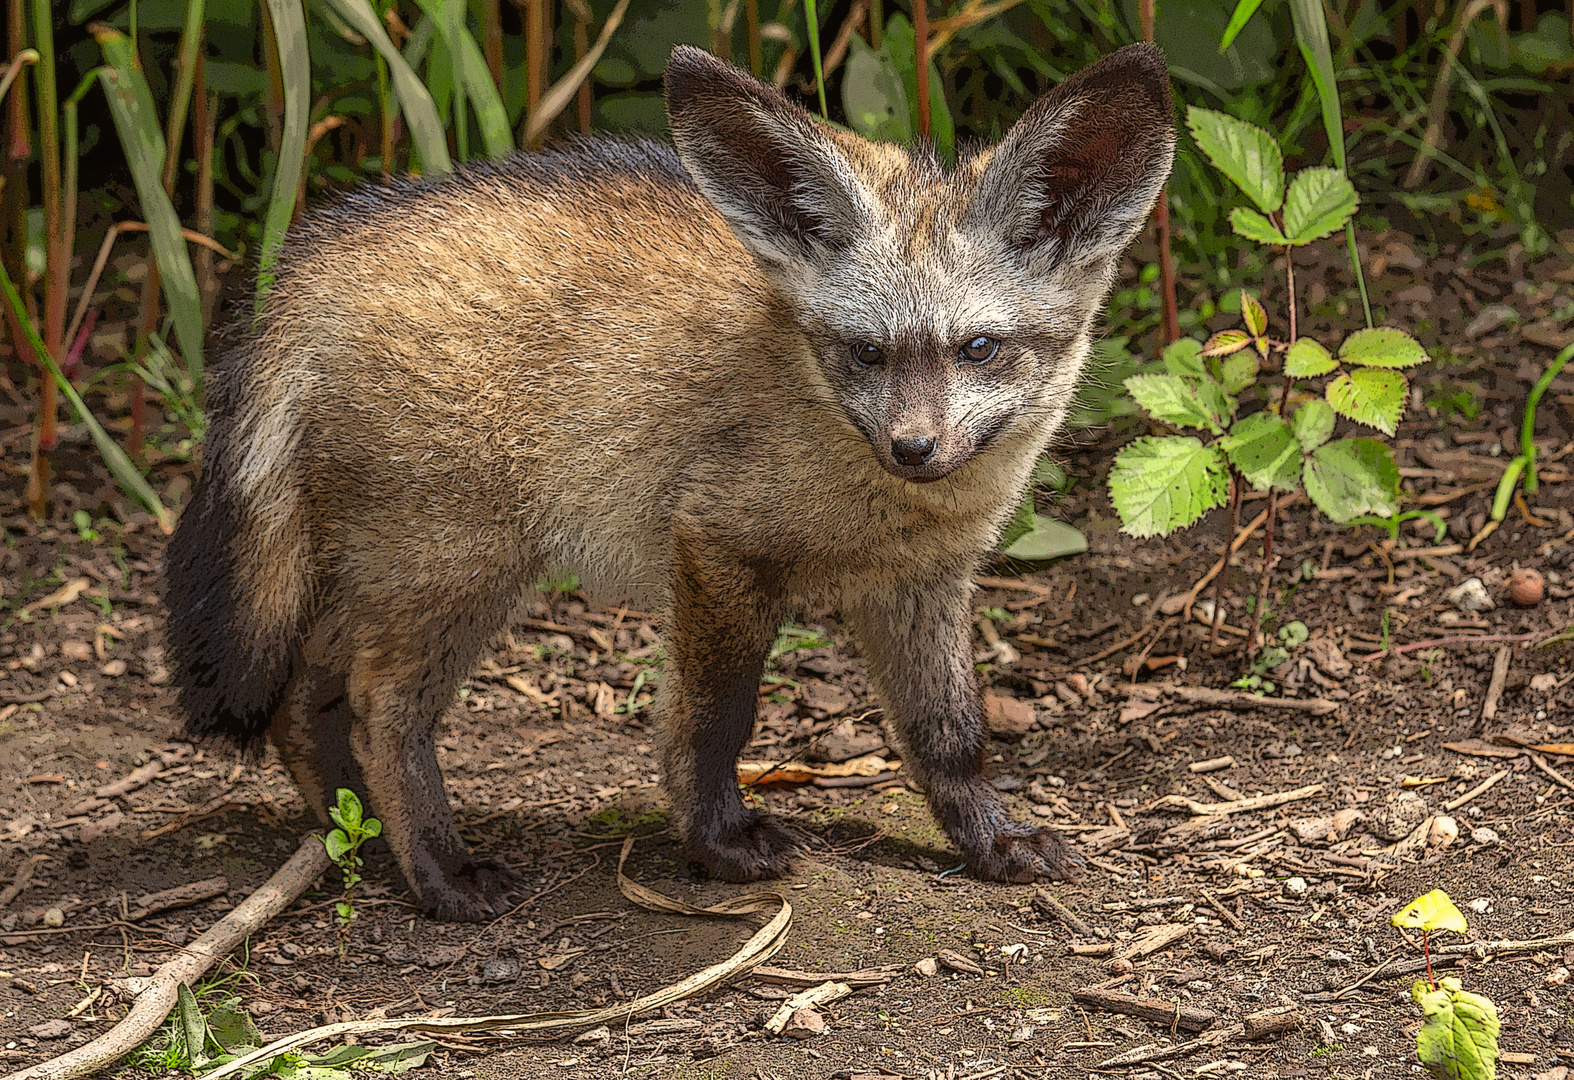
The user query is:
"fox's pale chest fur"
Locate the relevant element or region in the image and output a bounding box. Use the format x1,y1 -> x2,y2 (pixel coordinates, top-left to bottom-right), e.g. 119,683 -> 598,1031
166,44 -> 1175,920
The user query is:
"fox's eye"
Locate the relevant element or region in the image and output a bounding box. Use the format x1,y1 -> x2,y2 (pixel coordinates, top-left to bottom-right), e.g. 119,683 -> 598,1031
960,336 -> 1000,363
851,342 -> 885,367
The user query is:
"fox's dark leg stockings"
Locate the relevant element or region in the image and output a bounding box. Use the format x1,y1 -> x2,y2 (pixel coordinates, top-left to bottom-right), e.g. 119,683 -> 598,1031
659,547 -> 793,881
270,665 -> 370,828
845,576 -> 1081,882
340,604 -> 519,922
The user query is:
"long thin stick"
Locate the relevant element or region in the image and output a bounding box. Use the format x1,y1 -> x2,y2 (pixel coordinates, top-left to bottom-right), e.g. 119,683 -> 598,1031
2,837 -> 331,1080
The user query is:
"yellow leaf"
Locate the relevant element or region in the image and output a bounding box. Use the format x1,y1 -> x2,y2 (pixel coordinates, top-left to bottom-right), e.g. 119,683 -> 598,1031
1392,888 -> 1468,934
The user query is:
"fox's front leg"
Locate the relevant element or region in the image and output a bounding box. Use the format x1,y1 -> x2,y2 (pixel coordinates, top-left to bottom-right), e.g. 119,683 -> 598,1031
658,547 -> 794,880
846,577 -> 1081,882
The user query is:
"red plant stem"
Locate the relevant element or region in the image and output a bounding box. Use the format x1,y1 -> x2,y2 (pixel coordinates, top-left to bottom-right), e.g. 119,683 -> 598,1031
914,0 -> 930,141
2,0 -> 32,396
1423,929 -> 1435,989
1250,488 -> 1279,650
481,0 -> 505,94
1158,192 -> 1178,345
32,0 -> 64,522
1209,474 -> 1240,651
573,15 -> 591,133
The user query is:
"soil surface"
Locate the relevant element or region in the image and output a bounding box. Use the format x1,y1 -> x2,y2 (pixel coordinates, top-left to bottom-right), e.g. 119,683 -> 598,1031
1,232 -> 1573,1080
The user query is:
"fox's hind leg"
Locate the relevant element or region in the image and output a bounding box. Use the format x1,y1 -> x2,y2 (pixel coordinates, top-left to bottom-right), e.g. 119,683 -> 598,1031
341,598 -> 520,922
270,665 -> 370,827
659,544 -> 795,880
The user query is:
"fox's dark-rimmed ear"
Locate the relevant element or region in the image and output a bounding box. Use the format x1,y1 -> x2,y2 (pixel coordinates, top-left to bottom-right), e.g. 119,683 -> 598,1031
968,43 -> 1175,272
665,45 -> 875,270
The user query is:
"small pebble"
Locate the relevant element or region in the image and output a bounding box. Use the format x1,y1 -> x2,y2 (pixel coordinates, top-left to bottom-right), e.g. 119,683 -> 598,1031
1471,827 -> 1501,845
1284,877 -> 1308,896
1446,578 -> 1494,613
1467,897 -> 1492,914
42,908 -> 64,928
913,957 -> 939,977
1508,567 -> 1545,606
780,1007 -> 826,1039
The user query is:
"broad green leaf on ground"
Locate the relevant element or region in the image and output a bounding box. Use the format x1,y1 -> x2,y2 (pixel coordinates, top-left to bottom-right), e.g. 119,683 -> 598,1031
1124,374 -> 1233,433
1282,166 -> 1358,244
206,1000 -> 263,1053
1109,436 -> 1230,538
1412,977 -> 1499,1080
1303,437 -> 1401,521
1220,412 -> 1302,490
1001,513 -> 1088,561
1285,337 -> 1337,377
1327,367 -> 1406,435
1340,326 -> 1429,368
1202,329 -> 1253,357
1186,106 -> 1285,213
1393,889 -> 1469,934
1229,206 -> 1289,245
1292,398 -> 1336,451
1219,351 -> 1258,395
1162,337 -> 1209,379
1241,292 -> 1268,337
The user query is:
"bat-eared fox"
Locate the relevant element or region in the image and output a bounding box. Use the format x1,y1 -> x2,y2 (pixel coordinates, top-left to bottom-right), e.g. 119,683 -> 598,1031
165,43 -> 1175,920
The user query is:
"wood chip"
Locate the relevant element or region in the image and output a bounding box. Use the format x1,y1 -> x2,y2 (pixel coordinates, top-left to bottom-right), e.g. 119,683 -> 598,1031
1124,684 -> 1338,715
1153,784 -> 1325,817
1480,645 -> 1511,724
1242,1006 -> 1302,1040
126,877 -> 230,923
1071,987 -> 1217,1032
1034,890 -> 1093,936
763,981 -> 852,1035
751,965 -> 897,987
1117,922 -> 1192,961
1443,769 -> 1508,812
1188,756 -> 1236,774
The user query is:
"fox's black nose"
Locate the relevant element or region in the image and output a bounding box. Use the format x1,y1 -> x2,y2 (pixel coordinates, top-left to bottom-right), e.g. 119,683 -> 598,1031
892,435 -> 938,466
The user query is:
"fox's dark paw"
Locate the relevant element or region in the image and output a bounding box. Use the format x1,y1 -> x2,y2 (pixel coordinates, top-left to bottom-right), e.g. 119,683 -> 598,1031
688,812 -> 798,882
967,824 -> 1083,884
423,855 -> 520,922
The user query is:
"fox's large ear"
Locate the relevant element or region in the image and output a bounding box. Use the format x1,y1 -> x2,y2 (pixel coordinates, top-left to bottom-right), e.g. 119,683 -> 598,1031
665,45 -> 874,269
969,43 -> 1175,272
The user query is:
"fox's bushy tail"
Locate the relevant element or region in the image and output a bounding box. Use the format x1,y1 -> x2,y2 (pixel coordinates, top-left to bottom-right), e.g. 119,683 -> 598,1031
164,348 -> 308,744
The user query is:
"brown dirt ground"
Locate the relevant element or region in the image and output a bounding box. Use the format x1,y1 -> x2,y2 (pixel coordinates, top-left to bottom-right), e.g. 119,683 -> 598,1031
1,233 -> 1573,1080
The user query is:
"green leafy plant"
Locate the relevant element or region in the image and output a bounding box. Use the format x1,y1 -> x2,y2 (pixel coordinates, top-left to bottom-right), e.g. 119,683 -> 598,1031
1480,342 -> 1574,547
319,788 -> 382,953
1109,106 -> 1429,652
1392,889 -> 1500,1080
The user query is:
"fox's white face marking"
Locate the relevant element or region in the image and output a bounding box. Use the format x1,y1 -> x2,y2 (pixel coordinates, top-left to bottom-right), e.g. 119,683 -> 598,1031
665,43 -> 1175,485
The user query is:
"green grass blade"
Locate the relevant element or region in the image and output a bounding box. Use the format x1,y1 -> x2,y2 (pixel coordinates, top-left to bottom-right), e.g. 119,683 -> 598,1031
91,28 -> 206,380
804,0 -> 828,118
410,0 -> 511,157
1219,0 -> 1266,52
0,253 -> 172,532
319,0 -> 454,175
256,0 -> 311,310
1287,0 -> 1371,327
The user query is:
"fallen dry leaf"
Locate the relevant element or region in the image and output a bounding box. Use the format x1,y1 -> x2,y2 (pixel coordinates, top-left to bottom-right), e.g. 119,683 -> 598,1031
737,754 -> 898,785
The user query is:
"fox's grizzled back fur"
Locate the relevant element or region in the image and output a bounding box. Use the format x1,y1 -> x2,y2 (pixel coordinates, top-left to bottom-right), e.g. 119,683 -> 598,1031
164,43 -> 1175,919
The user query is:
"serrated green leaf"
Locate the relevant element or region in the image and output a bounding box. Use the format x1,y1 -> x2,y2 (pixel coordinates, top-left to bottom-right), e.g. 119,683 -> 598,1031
1303,437 -> 1401,522
1412,977 -> 1499,1080
1327,368 -> 1406,435
1001,513 -> 1088,561
1109,436 -> 1230,538
1393,889 -> 1469,934
1282,167 -> 1358,244
1285,338 -> 1337,377
1186,106 -> 1285,213
1162,337 -> 1209,379
1202,329 -> 1253,357
1219,352 -> 1259,395
1229,206 -> 1289,245
1124,374 -> 1233,433
1292,399 -> 1336,451
1340,326 -> 1429,368
1241,293 -> 1268,338
1221,412 -> 1302,491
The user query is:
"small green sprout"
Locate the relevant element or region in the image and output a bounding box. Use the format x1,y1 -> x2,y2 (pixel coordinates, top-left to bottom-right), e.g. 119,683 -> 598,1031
1393,889 -> 1500,1080
320,788 -> 381,954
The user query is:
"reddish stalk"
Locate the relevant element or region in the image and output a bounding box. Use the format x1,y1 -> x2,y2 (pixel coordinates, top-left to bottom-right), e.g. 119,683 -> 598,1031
524,0 -> 544,145
2,0 -> 33,410
573,11 -> 591,133
1249,239 -> 1298,654
1209,475 -> 1240,651
1137,0 -> 1177,348
481,0 -> 505,94
31,0 -> 64,519
745,0 -> 762,73
914,0 -> 930,140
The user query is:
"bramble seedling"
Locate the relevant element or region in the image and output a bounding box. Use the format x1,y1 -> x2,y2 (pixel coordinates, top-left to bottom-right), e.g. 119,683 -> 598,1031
1109,106 -> 1430,659
1392,889 -> 1500,1080
321,788 -> 381,955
